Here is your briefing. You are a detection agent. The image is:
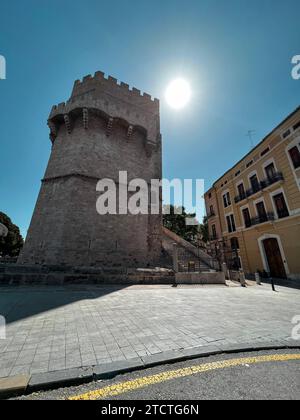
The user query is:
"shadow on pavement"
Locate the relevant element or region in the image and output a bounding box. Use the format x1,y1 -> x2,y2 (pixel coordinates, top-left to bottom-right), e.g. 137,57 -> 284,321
262,278 -> 300,291
0,285 -> 128,325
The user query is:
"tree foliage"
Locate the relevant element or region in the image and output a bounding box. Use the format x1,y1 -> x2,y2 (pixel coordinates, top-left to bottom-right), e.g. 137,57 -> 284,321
163,205 -> 198,243
0,212 -> 24,257
199,216 -> 209,243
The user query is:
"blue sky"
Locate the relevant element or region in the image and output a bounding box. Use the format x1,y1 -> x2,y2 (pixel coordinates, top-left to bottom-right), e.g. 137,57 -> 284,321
0,0 -> 299,237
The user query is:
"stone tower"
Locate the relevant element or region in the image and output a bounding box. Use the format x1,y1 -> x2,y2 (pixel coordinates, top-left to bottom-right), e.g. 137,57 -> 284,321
19,71 -> 162,268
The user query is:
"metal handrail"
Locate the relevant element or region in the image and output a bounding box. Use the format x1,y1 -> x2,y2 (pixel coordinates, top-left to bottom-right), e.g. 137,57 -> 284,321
235,172 -> 284,203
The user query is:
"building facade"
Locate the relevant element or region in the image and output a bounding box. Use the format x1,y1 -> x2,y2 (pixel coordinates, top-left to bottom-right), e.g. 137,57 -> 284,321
19,71 -> 163,268
205,106 -> 300,281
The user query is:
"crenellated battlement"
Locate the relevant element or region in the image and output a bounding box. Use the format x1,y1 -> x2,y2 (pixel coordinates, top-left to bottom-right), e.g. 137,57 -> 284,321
50,102 -> 67,113
50,70 -> 159,116
71,70 -> 159,111
48,71 -> 161,147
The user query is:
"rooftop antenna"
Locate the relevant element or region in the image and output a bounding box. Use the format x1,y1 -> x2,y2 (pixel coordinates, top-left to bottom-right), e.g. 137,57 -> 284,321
246,130 -> 256,149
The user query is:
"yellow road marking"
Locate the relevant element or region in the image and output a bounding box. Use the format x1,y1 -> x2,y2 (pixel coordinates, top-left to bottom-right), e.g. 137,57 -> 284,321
69,353 -> 300,400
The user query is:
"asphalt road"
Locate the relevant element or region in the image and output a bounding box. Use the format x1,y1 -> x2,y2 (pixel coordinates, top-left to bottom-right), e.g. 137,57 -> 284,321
14,349 -> 300,400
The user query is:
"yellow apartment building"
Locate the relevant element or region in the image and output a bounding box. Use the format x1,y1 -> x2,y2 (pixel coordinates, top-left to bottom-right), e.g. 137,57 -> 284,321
204,106 -> 300,281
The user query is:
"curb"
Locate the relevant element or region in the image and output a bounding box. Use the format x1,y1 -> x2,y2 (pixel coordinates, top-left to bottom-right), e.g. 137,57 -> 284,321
1,339 -> 300,399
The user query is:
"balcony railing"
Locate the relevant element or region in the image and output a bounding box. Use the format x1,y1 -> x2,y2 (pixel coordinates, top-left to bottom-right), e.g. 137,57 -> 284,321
277,209 -> 289,219
260,171 -> 284,189
250,212 -> 275,226
234,192 -> 247,204
207,211 -> 216,219
234,172 -> 284,203
246,184 -> 261,197
209,235 -> 218,241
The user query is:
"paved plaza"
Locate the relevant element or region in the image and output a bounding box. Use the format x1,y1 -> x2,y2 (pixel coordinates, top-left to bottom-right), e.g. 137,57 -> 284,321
0,283 -> 299,379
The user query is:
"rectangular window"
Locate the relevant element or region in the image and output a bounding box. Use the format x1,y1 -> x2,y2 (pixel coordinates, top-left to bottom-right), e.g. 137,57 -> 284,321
242,208 -> 252,228
288,146 -> 300,169
273,193 -> 289,219
226,214 -> 236,233
223,192 -> 231,208
211,224 -> 217,240
293,121 -> 300,131
256,201 -> 267,223
250,174 -> 260,192
230,237 -> 240,250
237,183 -> 246,199
210,205 -> 214,214
265,162 -> 276,180
261,147 -> 270,157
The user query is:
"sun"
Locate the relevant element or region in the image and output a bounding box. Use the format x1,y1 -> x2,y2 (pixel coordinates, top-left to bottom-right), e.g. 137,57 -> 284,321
165,78 -> 191,109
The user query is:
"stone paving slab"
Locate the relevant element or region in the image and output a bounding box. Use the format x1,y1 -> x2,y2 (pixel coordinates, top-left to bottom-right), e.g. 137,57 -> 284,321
3,339 -> 300,398
0,283 -> 299,381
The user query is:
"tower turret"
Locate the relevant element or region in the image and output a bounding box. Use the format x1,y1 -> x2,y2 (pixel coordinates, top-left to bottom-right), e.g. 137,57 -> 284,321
19,71 -> 162,268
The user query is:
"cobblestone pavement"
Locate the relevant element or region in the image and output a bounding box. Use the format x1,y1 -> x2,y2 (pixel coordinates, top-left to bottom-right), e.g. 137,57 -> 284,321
0,283 -> 299,378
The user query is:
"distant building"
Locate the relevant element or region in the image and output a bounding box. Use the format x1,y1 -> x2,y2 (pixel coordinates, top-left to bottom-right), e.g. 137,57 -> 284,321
205,106 -> 300,281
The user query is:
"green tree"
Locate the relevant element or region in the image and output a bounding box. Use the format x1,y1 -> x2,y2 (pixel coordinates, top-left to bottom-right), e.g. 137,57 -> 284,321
163,205 -> 198,243
199,216 -> 209,243
0,212 -> 24,257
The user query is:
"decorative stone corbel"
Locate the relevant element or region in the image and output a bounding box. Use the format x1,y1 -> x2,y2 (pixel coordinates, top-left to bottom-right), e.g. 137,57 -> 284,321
48,120 -> 58,143
83,108 -> 89,129
106,117 -> 114,137
127,125 -> 133,139
64,114 -> 72,134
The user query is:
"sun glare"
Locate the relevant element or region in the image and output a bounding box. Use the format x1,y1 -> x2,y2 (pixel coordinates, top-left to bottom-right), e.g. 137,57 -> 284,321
165,78 -> 191,109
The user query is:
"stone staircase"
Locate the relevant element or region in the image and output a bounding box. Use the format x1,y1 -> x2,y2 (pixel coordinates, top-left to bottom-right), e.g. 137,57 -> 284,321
162,227 -> 225,285
177,247 -> 212,272
162,227 -> 219,272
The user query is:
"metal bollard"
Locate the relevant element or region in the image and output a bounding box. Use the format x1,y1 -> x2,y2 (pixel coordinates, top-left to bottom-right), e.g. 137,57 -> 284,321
239,269 -> 247,287
255,272 -> 261,285
222,262 -> 229,280
270,277 -> 276,292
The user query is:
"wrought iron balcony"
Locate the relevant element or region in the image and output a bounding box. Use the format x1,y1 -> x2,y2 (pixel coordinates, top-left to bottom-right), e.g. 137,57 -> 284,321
250,212 -> 275,226
246,184 -> 262,197
234,192 -> 247,204
235,186 -> 261,203
277,208 -> 289,219
235,172 -> 284,203
207,210 -> 216,219
209,235 -> 218,241
260,171 -> 284,189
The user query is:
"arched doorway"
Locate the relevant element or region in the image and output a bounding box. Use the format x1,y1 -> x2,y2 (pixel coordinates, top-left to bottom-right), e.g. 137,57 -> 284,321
262,237 -> 287,279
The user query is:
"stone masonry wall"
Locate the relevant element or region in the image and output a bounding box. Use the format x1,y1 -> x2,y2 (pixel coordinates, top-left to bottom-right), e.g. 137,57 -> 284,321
19,72 -> 163,268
